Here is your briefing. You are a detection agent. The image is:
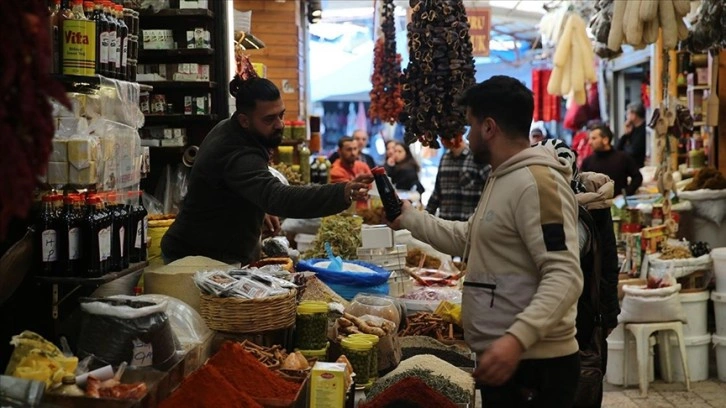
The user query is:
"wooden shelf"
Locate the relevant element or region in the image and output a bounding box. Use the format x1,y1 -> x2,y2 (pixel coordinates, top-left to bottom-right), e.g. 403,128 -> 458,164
144,114 -> 219,125
693,121 -> 707,127
688,85 -> 710,91
139,81 -> 217,89
36,262 -> 147,286
52,74 -> 153,92
139,48 -> 214,58
139,8 -> 214,18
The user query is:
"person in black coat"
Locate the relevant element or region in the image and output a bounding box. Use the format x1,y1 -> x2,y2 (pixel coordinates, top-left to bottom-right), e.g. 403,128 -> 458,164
384,141 -> 424,194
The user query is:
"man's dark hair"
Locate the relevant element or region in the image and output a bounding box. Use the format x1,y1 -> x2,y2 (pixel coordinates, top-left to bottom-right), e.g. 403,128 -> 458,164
338,136 -> 355,149
590,124 -> 614,144
458,76 -> 534,140
229,76 -> 280,114
627,102 -> 646,119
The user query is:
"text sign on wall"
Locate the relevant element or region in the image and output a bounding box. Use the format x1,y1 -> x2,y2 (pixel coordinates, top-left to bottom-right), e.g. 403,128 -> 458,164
468,8 -> 491,57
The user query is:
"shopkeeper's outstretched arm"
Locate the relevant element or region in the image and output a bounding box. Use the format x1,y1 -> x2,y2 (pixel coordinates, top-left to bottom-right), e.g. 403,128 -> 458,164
224,151 -> 371,218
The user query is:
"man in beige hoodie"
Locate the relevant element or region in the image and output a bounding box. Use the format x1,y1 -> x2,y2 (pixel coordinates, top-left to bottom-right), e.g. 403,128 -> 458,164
390,76 -> 583,407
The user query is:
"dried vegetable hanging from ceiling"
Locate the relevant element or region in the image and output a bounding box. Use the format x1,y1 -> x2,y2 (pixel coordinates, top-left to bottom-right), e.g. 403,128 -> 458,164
369,0 -> 404,125
684,0 -> 726,53
400,0 -> 476,148
606,0 -> 690,52
546,13 -> 596,106
1,0 -> 70,238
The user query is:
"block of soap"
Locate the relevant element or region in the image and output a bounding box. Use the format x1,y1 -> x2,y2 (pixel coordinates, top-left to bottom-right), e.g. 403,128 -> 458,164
50,140 -> 68,162
67,139 -> 93,169
69,161 -> 97,185
47,162 -> 69,185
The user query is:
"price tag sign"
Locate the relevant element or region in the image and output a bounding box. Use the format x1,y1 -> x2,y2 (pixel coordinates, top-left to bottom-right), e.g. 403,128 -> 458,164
132,339 -> 153,367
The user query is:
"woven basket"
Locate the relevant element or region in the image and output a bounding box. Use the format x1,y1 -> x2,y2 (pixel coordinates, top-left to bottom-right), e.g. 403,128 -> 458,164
200,290 -> 297,333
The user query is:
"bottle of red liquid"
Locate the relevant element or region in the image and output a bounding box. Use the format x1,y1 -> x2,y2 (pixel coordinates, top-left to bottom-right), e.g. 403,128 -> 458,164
82,195 -> 106,277
371,167 -> 402,222
37,194 -> 62,275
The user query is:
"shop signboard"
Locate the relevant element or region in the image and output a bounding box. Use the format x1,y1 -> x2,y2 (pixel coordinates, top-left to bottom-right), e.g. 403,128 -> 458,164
468,7 -> 491,57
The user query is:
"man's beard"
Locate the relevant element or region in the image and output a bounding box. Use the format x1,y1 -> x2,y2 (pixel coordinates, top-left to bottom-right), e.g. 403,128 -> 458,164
248,126 -> 283,148
472,142 -> 491,166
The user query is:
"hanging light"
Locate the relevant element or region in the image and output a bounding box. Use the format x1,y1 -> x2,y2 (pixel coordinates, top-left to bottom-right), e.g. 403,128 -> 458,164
307,0 -> 322,24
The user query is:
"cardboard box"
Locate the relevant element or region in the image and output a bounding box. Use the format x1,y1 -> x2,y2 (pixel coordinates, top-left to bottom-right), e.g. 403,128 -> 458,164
184,96 -> 193,115
186,31 -> 195,48
163,129 -> 173,140
309,362 -> 346,408
50,140 -> 68,162
161,137 -> 185,147
361,225 -> 395,249
47,162 -> 69,185
67,138 -> 94,169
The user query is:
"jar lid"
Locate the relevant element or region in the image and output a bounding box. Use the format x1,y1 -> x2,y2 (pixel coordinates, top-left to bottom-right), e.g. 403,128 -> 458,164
349,333 -> 380,345
341,337 -> 373,351
298,301 -> 328,314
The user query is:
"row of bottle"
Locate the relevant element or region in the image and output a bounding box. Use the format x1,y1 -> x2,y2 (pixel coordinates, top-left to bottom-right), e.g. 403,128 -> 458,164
310,156 -> 331,185
50,0 -> 140,80
37,191 -> 148,278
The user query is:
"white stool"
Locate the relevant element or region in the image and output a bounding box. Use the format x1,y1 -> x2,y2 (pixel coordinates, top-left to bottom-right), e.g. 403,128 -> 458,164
623,322 -> 691,396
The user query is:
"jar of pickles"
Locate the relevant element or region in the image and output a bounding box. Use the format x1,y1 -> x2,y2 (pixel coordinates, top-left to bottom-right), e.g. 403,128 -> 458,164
278,146 -> 294,165
292,120 -> 307,141
341,337 -> 373,386
349,333 -> 379,381
283,120 -> 293,140
295,301 -> 329,350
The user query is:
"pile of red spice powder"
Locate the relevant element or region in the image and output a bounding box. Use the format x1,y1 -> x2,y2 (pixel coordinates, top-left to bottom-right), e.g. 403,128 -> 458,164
208,341 -> 300,400
159,364 -> 262,408
360,377 -> 458,408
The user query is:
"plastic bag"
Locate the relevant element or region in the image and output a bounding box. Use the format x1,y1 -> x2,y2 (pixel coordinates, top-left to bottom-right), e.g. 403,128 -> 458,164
678,189 -> 726,225
142,191 -> 164,215
77,297 -> 179,370
618,284 -> 687,324
298,259 -> 390,285
113,295 -> 211,347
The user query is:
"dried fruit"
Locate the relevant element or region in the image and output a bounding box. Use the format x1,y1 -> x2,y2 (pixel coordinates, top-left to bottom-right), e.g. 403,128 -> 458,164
0,1 -> 70,238
369,0 -> 404,125
400,0 -> 476,148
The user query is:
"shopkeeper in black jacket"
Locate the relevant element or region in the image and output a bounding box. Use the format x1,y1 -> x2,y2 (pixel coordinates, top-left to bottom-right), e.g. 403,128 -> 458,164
161,76 -> 373,265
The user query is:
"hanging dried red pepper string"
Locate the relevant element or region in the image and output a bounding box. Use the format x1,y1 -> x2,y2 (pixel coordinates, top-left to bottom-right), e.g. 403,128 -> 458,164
0,0 -> 70,239
369,0 -> 404,124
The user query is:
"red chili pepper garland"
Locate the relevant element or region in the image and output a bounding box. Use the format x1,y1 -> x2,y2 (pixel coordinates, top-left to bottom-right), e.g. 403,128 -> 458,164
0,1 -> 70,239
369,0 -> 404,124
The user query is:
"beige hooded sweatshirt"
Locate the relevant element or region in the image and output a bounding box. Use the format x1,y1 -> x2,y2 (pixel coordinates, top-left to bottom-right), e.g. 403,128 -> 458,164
401,146 -> 583,359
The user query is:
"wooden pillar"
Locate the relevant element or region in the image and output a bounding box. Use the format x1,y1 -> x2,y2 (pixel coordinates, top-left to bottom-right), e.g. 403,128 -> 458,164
233,0 -> 307,120
718,50 -> 726,174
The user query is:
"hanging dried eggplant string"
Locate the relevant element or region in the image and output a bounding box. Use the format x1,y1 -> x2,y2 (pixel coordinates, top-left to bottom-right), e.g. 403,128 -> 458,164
369,0 -> 404,124
0,1 -> 70,239
683,0 -> 725,53
401,0 -> 476,148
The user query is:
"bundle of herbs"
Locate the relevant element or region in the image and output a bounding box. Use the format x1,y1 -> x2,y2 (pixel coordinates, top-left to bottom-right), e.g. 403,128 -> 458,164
303,214 -> 363,260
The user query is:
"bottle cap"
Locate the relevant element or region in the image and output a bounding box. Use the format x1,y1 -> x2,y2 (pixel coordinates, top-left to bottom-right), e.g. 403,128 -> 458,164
371,167 -> 386,175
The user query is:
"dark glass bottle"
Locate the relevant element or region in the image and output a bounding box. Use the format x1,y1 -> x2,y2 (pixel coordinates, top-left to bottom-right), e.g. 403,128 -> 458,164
115,4 -> 128,80
92,1 -> 109,76
103,0 -> 117,78
56,195 -> 82,277
37,194 -> 61,275
82,195 -> 106,277
371,166 -> 402,221
128,191 -> 148,262
109,193 -> 129,271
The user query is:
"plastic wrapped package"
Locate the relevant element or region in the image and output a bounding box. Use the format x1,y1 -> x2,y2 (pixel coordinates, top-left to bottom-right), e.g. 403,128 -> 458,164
55,117 -> 89,138
50,140 -> 68,162
140,0 -> 170,12
46,162 -> 69,186
77,297 -> 180,370
113,294 -> 211,347
88,118 -> 142,190
297,259 -> 392,300
98,76 -> 145,129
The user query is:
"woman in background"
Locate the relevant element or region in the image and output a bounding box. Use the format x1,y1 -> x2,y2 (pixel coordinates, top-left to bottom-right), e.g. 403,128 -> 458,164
385,142 -> 424,193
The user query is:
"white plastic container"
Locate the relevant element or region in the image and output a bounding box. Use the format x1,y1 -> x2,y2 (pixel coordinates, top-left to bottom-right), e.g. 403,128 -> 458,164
606,336 -> 655,386
667,334 -> 711,382
711,291 -> 726,336
712,334 -> 726,382
679,290 -> 710,337
295,233 -> 316,253
713,248 -> 726,293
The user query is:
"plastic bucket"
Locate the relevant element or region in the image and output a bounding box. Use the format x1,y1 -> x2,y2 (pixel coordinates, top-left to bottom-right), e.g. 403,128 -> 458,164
667,334 -> 711,382
679,291 -> 710,337
295,234 -> 316,253
605,336 -> 655,386
713,248 -> 726,293
711,291 -> 726,336
713,334 -> 726,382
